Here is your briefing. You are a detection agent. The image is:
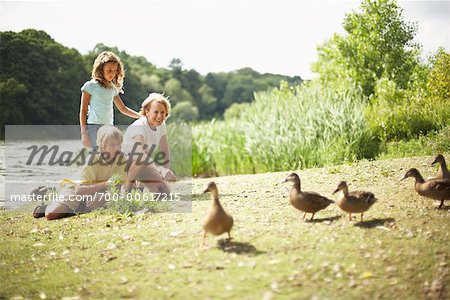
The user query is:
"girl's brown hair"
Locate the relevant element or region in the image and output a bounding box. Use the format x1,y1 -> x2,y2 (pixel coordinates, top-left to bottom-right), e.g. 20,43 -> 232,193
91,51 -> 125,92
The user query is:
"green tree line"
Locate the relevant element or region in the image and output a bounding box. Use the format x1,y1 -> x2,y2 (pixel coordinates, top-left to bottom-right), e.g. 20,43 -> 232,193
0,29 -> 302,138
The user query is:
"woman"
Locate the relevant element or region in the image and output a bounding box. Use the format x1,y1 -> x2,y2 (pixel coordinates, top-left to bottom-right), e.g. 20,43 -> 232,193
122,93 -> 177,194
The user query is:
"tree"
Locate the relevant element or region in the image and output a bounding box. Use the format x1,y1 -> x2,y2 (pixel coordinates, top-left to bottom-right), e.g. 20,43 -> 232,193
197,84 -> 218,118
141,74 -> 164,93
311,0 -> 421,97
0,78 -> 27,126
0,29 -> 87,129
164,78 -> 193,104
205,72 -> 228,103
427,48 -> 450,100
171,101 -> 199,122
221,75 -> 255,110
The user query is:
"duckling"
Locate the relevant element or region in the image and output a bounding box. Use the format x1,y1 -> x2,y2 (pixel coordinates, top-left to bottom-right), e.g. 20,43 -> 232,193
401,168 -> 450,209
202,182 -> 234,246
282,173 -> 334,221
431,154 -> 450,180
332,181 -> 377,222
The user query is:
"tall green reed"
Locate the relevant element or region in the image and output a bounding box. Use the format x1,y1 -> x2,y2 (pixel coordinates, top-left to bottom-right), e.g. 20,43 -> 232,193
193,81 -> 377,176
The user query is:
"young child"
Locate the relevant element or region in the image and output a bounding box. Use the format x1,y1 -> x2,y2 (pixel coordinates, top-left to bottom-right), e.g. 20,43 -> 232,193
43,125 -> 128,220
80,51 -> 140,150
122,93 -> 177,193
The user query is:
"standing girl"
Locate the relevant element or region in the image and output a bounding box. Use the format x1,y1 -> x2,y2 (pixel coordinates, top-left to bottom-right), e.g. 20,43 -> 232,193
80,51 -> 140,149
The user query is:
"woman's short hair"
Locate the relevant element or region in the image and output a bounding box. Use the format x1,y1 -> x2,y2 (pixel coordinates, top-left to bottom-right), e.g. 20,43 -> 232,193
139,93 -> 171,119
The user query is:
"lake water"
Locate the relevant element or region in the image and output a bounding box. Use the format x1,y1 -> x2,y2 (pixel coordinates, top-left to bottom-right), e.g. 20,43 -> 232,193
1,139 -> 193,213
1,139 -> 85,210
1,123 -> 193,212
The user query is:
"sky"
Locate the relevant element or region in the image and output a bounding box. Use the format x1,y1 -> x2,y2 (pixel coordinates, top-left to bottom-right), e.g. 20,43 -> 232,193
1,0 -> 449,79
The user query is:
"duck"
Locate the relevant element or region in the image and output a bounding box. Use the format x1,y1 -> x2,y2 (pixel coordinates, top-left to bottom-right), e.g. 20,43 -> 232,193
332,181 -> 377,222
202,182 -> 234,246
282,173 -> 334,221
431,154 -> 450,180
401,168 -> 450,209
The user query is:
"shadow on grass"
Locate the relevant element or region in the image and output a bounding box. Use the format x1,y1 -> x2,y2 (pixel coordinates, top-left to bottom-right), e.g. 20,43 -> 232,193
354,217 -> 396,229
216,239 -> 265,255
434,204 -> 450,210
307,215 -> 342,223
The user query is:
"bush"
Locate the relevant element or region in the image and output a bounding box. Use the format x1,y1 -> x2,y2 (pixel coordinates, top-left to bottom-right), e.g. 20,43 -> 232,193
367,77 -> 450,140
378,126 -> 450,159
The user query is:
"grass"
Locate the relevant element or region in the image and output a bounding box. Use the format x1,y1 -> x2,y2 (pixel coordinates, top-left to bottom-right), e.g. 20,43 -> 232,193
1,155 -> 449,299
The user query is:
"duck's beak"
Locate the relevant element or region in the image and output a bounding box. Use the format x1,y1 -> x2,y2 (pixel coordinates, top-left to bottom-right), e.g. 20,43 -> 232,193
431,158 -> 438,166
203,188 -> 209,193
400,175 -> 407,181
281,177 -> 290,183
332,188 -> 339,194
276,179 -> 285,186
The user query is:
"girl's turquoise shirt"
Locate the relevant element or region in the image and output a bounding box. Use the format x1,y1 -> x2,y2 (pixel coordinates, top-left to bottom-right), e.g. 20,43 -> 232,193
81,79 -> 119,125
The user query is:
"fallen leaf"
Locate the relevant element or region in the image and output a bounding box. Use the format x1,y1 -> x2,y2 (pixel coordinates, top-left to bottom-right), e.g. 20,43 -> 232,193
170,230 -> 183,237
360,271 -> 373,279
106,256 -> 117,262
107,243 -> 116,250
262,291 -> 273,300
268,259 -> 280,265
375,226 -> 390,231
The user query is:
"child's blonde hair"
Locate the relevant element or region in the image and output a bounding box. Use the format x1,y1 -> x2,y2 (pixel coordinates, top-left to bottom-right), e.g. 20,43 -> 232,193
91,51 -> 125,91
96,125 -> 123,151
140,93 -> 171,119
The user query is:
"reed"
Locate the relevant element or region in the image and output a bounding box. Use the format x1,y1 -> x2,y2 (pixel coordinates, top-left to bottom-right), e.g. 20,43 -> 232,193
192,81 -> 376,176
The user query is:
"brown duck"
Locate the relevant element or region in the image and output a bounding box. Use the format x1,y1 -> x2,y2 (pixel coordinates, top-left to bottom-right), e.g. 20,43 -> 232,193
202,182 -> 234,246
332,181 -> 377,222
282,173 -> 334,221
431,154 -> 450,180
401,168 -> 450,209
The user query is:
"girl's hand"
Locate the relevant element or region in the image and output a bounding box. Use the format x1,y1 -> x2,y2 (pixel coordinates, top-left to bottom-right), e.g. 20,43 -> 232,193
81,133 -> 92,148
